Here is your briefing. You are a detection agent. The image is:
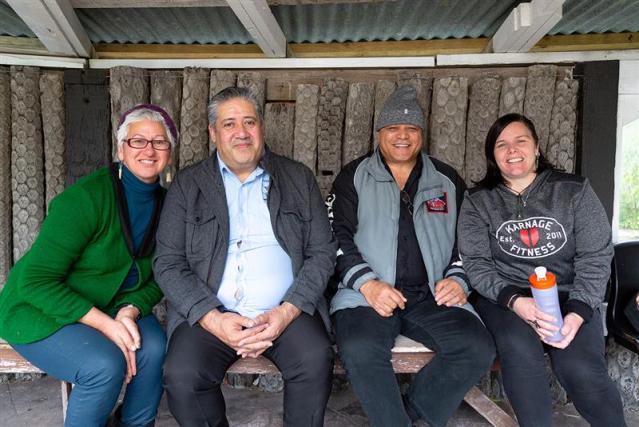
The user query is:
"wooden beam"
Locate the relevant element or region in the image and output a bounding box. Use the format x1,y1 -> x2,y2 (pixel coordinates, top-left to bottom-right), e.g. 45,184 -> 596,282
94,38 -> 488,59
225,0 -> 287,58
532,32 -> 639,52
95,43 -> 266,59
0,36 -> 49,55
290,39 -> 488,57
5,0 -> 94,57
0,53 -> 86,68
93,34 -> 638,61
491,0 -> 564,53
70,0 -> 391,7
89,56 -> 436,69
437,49 -> 639,66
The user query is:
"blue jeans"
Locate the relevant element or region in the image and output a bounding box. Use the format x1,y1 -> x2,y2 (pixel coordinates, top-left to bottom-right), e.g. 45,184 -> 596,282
333,292 -> 495,427
13,315 -> 166,427
475,294 -> 626,427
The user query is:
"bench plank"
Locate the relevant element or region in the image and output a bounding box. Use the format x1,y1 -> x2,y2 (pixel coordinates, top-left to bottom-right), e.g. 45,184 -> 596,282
0,343 -> 43,373
2,339 -> 516,427
226,335 -> 516,427
465,386 -> 518,427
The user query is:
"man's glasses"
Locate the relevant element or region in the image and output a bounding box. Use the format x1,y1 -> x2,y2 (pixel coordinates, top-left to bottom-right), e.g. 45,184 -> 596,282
125,138 -> 171,151
400,190 -> 414,216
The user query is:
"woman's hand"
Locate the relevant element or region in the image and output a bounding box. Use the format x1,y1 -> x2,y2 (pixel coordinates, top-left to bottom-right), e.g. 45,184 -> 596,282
511,297 -> 560,339
115,305 -> 142,350
79,307 -> 138,383
543,313 -> 584,349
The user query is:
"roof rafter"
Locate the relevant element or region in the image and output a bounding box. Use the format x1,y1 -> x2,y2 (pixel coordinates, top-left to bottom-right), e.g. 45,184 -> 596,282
225,0 -> 287,58
489,0 -> 565,53
6,0 -> 94,57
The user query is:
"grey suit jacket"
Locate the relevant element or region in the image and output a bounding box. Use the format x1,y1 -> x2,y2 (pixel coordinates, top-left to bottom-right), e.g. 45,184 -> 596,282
153,149 -> 337,337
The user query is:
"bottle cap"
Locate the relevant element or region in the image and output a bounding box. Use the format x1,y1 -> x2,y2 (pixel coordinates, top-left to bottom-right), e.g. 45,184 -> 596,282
529,266 -> 556,289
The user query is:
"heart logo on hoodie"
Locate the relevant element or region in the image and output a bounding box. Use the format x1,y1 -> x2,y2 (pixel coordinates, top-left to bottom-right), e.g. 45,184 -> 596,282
519,227 -> 539,248
496,216 -> 566,259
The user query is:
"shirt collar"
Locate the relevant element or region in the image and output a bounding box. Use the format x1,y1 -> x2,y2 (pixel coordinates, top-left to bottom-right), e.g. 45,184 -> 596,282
217,152 -> 265,184
380,152 -> 423,190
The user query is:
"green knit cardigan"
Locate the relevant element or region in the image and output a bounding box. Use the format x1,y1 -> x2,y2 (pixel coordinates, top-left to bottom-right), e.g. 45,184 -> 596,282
0,167 -> 163,344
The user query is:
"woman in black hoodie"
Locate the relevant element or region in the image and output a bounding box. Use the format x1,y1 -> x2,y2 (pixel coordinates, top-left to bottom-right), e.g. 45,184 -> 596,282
458,113 -> 625,427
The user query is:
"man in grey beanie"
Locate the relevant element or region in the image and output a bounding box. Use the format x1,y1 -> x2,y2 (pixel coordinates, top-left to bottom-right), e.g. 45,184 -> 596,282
326,85 -> 495,427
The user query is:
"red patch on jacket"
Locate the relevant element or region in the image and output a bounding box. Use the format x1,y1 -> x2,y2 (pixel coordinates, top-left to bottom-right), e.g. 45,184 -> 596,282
519,227 -> 540,248
425,193 -> 448,213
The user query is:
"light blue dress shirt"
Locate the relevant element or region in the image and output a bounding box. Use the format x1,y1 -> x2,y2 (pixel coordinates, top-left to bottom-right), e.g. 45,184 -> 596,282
216,155 -> 294,318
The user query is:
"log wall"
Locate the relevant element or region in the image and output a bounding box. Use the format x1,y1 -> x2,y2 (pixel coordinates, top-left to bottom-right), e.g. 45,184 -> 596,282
0,64 -> 580,284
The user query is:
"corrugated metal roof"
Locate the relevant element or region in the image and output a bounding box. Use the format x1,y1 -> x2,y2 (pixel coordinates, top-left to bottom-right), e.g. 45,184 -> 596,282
75,7 -> 252,44
1,0 -> 639,45
0,1 -> 34,37
271,0 -> 518,43
551,0 -> 639,35
74,0 -> 517,44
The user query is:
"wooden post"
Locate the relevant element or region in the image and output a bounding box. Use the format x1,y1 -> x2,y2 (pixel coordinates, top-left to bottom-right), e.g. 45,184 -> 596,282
238,71 -> 265,110
465,76 -> 501,184
575,60 -> 619,222
547,73 -> 579,173
342,81 -> 375,166
293,84 -> 319,174
64,70 -> 110,187
317,78 -> 348,178
61,381 -> 72,423
499,76 -> 526,116
209,69 -> 236,101
430,77 -> 468,179
264,102 -> 295,158
179,67 -> 210,167
524,65 -> 557,154
10,66 -> 44,262
0,66 -> 11,286
40,71 -> 66,210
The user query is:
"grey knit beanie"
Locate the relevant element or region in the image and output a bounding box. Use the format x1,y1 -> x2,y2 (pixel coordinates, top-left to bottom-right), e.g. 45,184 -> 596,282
376,85 -> 424,131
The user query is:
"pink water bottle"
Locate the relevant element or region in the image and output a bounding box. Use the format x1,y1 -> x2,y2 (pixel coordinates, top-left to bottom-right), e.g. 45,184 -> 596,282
528,266 -> 564,342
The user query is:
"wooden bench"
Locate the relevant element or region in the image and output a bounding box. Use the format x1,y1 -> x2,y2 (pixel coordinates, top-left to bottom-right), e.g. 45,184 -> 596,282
228,335 -> 517,427
2,337 -> 516,426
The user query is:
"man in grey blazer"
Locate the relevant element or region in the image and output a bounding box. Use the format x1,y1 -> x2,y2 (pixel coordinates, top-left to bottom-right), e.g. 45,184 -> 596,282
154,87 -> 337,427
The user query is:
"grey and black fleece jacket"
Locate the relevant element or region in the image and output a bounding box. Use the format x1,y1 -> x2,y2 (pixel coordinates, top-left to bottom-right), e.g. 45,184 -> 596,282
458,169 -> 613,322
327,148 -> 475,316
154,149 -> 337,337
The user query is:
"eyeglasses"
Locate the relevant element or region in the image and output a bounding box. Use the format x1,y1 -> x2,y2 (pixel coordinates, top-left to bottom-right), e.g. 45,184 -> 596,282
125,138 -> 171,151
400,190 -> 414,216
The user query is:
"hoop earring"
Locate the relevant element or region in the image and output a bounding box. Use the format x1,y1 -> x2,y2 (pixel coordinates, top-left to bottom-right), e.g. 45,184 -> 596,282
118,162 -> 123,180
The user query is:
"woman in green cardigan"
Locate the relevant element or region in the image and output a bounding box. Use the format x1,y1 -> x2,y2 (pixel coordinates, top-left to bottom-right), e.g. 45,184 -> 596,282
0,104 -> 176,427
